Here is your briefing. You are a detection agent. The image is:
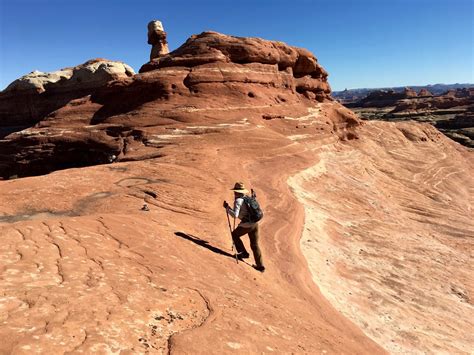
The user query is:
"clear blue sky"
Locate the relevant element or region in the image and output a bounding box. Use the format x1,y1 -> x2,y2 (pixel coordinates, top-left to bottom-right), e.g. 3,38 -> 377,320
0,0 -> 472,91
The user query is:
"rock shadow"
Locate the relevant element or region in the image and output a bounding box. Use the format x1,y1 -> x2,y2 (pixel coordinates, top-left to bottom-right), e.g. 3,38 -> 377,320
174,232 -> 241,262
0,89 -> 98,137
90,81 -> 168,124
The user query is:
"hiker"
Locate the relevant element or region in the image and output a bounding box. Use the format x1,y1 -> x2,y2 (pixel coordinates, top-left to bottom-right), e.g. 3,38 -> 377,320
223,182 -> 265,272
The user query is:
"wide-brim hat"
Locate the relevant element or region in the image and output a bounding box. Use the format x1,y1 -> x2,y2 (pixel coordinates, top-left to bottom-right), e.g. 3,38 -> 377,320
231,182 -> 249,194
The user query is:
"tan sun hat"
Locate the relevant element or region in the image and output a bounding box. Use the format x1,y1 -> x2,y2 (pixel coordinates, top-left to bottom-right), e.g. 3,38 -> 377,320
231,182 -> 249,194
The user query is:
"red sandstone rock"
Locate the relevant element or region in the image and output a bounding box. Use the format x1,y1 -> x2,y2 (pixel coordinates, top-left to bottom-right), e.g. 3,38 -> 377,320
0,98 -> 472,354
0,32 -> 334,178
391,90 -> 473,113
0,26 -> 473,355
139,31 -> 330,97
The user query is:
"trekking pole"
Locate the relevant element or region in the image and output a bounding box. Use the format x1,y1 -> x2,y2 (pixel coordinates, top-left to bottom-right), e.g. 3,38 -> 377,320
226,210 -> 239,264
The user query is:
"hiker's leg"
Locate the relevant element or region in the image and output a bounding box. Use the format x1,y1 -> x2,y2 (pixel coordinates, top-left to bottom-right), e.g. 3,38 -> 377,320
249,224 -> 263,267
232,226 -> 250,254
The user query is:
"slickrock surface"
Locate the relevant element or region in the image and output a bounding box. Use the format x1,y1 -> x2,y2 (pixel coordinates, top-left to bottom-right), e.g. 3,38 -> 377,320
0,102 -> 384,354
289,121 -> 474,353
1,30 -> 473,354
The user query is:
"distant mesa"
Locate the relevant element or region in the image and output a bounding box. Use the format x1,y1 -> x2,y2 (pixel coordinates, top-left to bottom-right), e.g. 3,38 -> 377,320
403,87 -> 418,98
418,88 -> 433,97
342,85 -> 474,148
333,83 -> 474,103
349,87 -> 419,108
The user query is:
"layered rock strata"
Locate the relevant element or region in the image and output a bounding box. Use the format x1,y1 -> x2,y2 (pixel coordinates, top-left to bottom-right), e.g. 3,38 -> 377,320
139,31 -> 331,101
348,88 -> 474,148
346,87 -> 418,108
0,31 -> 335,178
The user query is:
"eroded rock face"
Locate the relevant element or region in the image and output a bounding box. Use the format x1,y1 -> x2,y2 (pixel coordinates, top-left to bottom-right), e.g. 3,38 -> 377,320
139,31 -> 331,100
0,102 -> 386,354
0,31 -> 337,179
148,20 -> 169,60
0,59 -> 135,128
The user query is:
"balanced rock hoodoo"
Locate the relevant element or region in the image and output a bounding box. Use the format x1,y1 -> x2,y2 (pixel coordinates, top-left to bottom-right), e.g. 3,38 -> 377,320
148,20 -> 170,60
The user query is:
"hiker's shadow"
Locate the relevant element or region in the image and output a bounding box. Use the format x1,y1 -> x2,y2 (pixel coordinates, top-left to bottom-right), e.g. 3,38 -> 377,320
174,232 -> 250,265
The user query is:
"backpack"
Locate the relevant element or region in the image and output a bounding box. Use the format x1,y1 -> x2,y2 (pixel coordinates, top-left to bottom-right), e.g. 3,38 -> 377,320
243,189 -> 264,223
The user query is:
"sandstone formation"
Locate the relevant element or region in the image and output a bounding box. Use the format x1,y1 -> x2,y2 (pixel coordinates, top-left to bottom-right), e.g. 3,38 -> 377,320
139,31 -> 331,101
1,25 -> 473,354
0,31 -> 333,179
391,88 -> 473,113
417,88 -> 433,97
0,59 -> 134,130
403,87 -> 417,97
148,20 -> 169,60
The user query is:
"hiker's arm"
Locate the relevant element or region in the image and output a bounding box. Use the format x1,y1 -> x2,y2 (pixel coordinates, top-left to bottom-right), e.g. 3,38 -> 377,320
227,198 -> 242,218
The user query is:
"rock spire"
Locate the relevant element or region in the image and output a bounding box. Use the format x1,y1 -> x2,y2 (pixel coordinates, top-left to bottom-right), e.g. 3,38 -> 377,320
147,20 -> 169,60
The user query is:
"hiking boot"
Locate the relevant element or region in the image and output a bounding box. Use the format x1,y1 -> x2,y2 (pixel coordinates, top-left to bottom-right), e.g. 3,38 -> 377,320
253,265 -> 265,272
236,252 -> 250,260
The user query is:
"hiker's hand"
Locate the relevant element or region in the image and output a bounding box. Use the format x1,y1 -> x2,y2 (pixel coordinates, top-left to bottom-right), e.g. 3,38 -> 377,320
223,201 -> 229,209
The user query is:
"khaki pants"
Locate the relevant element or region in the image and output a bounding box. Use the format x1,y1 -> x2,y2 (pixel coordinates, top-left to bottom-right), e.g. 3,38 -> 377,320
232,223 -> 263,268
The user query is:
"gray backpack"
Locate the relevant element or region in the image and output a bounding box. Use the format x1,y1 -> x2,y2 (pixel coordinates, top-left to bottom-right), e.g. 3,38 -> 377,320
243,189 -> 263,223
